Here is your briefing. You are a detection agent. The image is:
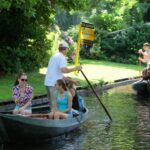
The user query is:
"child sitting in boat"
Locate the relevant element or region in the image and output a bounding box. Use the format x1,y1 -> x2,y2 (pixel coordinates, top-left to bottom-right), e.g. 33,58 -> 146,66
48,79 -> 75,119
65,78 -> 85,112
31,78 -> 82,119
12,72 -> 33,116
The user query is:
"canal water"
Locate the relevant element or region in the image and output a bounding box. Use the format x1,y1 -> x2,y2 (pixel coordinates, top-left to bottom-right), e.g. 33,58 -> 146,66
2,84 -> 150,150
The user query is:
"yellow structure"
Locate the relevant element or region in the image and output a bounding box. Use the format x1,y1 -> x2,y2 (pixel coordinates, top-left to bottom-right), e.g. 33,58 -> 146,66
74,22 -> 94,75
81,22 -> 94,44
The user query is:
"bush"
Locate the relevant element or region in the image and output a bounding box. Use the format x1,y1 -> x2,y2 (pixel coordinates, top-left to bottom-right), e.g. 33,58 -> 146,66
60,31 -> 76,61
0,0 -> 54,74
98,78 -> 105,87
99,23 -> 150,64
0,41 -> 51,74
64,23 -> 150,65
66,26 -> 79,41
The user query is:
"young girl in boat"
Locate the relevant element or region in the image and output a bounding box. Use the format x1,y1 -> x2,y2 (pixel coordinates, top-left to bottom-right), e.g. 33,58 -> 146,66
12,72 -> 33,116
65,78 -> 85,112
48,79 -> 74,119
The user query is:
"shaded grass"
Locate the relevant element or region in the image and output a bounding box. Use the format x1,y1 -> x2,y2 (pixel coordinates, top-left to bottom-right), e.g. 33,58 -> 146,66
0,59 -> 143,101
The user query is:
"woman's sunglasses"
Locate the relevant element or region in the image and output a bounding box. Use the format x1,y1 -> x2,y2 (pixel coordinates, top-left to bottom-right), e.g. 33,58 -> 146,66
21,79 -> 28,82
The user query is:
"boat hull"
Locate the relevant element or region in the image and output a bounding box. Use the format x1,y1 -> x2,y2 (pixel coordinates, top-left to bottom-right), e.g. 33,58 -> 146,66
0,109 -> 88,143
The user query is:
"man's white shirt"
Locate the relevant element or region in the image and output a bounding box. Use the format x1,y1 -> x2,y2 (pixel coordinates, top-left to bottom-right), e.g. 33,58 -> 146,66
44,52 -> 67,86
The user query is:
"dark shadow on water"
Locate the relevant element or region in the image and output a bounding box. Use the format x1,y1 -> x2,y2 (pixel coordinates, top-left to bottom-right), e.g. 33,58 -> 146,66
133,93 -> 150,107
104,123 -> 112,132
2,127 -> 87,150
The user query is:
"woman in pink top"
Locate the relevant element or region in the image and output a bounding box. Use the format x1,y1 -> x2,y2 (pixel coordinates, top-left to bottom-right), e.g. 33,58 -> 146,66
12,72 -> 33,116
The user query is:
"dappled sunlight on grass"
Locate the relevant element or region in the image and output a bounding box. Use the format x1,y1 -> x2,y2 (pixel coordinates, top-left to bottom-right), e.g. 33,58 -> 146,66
67,64 -> 139,83
39,60 -> 139,83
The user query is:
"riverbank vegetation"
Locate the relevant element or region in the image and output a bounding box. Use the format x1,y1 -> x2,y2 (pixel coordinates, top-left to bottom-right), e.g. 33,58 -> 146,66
0,0 -> 150,100
0,59 -> 141,101
1,0 -> 150,74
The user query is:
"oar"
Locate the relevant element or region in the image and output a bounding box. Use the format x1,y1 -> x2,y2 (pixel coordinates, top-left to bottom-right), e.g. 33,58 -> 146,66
80,70 -> 112,122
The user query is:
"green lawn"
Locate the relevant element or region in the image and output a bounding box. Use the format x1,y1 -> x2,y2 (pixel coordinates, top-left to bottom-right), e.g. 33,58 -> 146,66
0,73 -> 46,101
0,59 -> 142,101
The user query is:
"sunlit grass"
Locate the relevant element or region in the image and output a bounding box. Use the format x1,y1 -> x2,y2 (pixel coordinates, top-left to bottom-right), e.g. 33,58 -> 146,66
40,59 -> 140,82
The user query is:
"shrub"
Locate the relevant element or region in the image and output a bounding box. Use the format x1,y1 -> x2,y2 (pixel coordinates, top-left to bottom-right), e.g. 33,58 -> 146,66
0,41 -> 51,74
60,31 -> 76,61
0,0 -> 53,74
100,23 -> 150,64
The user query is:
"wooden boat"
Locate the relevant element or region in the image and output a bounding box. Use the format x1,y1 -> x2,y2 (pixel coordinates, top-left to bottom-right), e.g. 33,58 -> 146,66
0,86 -> 87,114
0,108 -> 88,143
132,79 -> 150,97
0,98 -> 51,114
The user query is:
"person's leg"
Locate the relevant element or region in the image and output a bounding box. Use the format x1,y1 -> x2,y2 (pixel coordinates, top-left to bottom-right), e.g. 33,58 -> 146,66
19,109 -> 26,115
24,110 -> 32,116
53,111 -> 68,119
49,87 -> 56,111
13,105 -> 20,115
45,86 -> 55,111
13,109 -> 19,115
47,112 -> 54,119
59,113 -> 68,119
31,114 -> 49,118
53,111 -> 60,119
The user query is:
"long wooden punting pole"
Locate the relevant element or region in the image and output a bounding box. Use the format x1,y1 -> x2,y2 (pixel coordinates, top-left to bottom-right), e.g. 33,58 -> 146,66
80,70 -> 112,122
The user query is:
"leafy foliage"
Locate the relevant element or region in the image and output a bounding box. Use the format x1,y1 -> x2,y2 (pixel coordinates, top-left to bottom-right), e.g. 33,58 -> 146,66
0,0 -> 86,74
1,0 -> 150,74
55,8 -> 81,30
0,0 -> 54,73
77,0 -> 150,64
101,23 -> 150,64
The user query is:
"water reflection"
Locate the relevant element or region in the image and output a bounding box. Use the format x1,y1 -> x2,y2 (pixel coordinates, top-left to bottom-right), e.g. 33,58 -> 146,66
2,84 -> 150,150
3,128 -> 87,150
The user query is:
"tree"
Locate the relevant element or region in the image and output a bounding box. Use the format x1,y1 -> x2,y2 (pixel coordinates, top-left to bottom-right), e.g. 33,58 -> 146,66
55,8 -> 81,30
0,0 -> 86,73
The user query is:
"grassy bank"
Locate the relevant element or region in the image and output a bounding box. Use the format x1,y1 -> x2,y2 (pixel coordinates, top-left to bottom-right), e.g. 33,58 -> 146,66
0,59 -> 142,101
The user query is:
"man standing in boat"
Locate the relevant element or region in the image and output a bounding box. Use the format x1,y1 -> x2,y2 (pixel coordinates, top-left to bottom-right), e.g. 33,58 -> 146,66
44,42 -> 82,111
138,43 -> 150,68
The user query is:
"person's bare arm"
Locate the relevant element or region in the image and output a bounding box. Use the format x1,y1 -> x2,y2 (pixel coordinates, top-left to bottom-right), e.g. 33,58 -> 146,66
138,57 -> 146,63
138,49 -> 144,55
13,92 -> 25,104
70,88 -> 75,97
18,101 -> 31,112
61,66 -> 82,73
